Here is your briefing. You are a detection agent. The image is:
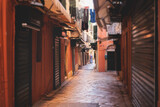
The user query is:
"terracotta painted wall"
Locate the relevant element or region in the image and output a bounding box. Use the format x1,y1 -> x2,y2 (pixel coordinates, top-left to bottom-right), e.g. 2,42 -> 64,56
75,47 -> 79,65
66,33 -> 73,78
6,1 -> 15,106
61,38 -> 65,84
32,16 -> 54,104
97,27 -> 113,72
97,45 -> 106,72
97,27 -> 107,72
78,47 -> 82,67
0,0 -> 15,107
75,47 -> 79,71
0,1 -> 8,106
32,31 -> 42,103
121,16 -> 132,98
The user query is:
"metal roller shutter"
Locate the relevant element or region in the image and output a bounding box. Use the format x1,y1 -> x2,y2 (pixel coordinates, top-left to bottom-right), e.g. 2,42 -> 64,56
131,0 -> 156,106
15,28 -> 32,107
54,37 -> 61,89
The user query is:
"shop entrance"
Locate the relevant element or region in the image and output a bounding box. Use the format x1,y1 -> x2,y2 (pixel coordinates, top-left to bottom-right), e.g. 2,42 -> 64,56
15,6 -> 42,106
107,51 -> 115,71
15,21 -> 32,107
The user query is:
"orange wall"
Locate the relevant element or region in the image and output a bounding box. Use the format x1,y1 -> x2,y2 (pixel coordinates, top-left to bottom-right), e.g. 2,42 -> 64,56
66,34 -> 73,77
121,16 -> 132,98
6,1 -> 15,106
0,0 -> 15,107
98,45 -> 106,72
32,16 -> 54,103
0,1 -> 8,106
97,27 -> 113,72
32,31 -> 42,103
98,27 -> 106,72
61,38 -> 65,84
75,47 -> 79,65
0,1 -> 73,107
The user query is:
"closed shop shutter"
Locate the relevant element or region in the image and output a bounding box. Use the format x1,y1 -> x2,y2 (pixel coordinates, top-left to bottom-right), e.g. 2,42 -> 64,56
131,0 -> 156,106
15,28 -> 32,107
54,37 -> 61,89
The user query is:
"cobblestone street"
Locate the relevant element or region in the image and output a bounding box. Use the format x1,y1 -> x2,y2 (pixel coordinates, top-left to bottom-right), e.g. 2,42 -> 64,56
34,64 -> 132,107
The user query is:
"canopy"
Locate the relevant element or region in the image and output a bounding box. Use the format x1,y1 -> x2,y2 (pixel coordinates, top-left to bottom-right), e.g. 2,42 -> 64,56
93,0 -> 114,28
93,0 -> 123,29
45,0 -> 71,23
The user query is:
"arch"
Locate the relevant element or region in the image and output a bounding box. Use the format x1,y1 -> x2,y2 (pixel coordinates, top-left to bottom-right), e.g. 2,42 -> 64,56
106,44 -> 116,51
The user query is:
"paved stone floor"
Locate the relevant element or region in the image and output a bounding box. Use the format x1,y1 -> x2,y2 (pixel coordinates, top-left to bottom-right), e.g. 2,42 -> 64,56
33,64 -> 132,107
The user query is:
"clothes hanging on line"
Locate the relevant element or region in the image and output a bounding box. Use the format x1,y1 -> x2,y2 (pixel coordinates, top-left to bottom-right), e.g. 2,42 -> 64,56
90,9 -> 96,23
82,8 -> 89,30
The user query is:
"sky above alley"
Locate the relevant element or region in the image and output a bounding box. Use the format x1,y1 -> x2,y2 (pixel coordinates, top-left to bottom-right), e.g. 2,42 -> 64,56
79,0 -> 94,9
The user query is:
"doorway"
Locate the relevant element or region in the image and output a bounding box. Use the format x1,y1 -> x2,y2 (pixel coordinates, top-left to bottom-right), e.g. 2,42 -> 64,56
107,51 -> 115,71
15,25 -> 32,107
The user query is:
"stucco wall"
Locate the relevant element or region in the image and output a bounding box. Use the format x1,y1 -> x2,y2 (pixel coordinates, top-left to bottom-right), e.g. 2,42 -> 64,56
97,27 -> 113,72
66,32 -> 73,78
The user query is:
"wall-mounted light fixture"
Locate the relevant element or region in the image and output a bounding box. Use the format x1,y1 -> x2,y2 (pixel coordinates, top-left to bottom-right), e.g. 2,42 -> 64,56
22,23 -> 40,31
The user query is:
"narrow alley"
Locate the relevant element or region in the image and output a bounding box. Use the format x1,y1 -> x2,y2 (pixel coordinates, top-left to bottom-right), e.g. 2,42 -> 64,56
34,64 -> 132,107
1,0 -> 160,107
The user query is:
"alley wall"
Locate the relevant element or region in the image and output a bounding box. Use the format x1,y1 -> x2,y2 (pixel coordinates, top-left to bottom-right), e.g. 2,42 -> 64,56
0,0 -> 15,106
121,16 -> 132,98
75,47 -> 79,71
61,38 -> 65,84
66,33 -> 73,78
97,27 -> 113,72
32,15 -> 54,103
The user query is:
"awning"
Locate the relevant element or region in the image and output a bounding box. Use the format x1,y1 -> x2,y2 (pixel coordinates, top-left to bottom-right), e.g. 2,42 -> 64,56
93,0 -> 114,28
44,0 -> 82,33
45,0 -> 82,33
65,20 -> 82,35
17,0 -> 73,27
16,0 -> 81,35
93,0 -> 123,29
70,38 -> 85,47
70,37 -> 86,44
45,0 -> 71,23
